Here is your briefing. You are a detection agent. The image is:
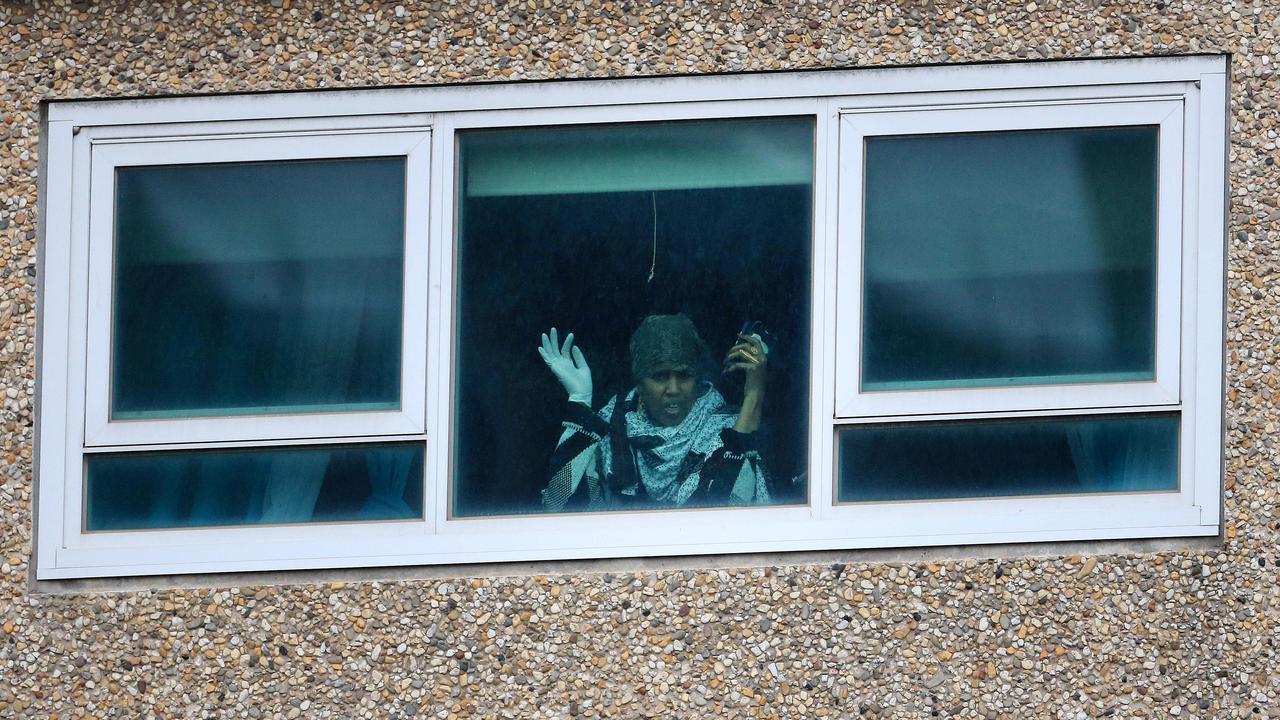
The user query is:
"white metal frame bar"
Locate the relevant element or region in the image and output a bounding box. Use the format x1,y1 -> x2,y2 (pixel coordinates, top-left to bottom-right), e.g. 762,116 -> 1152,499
1186,66 -> 1228,525
48,57 -> 1225,127
34,120 -> 77,572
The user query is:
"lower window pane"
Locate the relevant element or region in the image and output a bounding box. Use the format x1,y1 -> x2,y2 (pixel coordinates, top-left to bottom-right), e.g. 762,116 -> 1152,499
838,413 -> 1178,503
86,443 -> 423,531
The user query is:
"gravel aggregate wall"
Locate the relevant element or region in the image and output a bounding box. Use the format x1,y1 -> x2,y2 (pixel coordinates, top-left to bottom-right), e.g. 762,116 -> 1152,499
0,1 -> 1273,717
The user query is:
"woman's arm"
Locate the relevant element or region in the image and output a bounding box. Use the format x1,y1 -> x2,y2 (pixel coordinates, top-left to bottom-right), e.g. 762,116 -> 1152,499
695,427 -> 770,505
541,401 -> 610,512
694,330 -> 772,504
723,332 -> 767,434
538,328 -> 606,511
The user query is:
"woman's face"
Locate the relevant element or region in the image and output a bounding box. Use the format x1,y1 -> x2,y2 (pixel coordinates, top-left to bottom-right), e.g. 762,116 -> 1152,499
638,363 -> 697,427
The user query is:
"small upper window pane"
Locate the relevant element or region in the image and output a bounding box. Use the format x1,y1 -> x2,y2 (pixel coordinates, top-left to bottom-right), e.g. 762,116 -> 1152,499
110,158 -> 406,419
861,126 -> 1159,391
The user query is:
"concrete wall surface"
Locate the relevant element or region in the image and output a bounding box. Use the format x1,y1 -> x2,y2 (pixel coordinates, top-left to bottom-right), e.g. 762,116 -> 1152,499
0,1 -> 1275,717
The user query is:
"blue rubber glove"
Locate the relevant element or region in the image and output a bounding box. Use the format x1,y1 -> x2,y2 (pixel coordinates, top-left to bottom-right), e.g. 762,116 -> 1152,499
537,327 -> 593,406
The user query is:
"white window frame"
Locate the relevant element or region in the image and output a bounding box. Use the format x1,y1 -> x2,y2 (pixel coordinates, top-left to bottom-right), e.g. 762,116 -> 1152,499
83,128 -> 432,447
835,97 -> 1184,418
35,56 -> 1227,579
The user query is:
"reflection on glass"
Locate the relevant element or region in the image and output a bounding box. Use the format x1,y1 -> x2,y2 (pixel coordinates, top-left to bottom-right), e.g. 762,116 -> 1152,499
862,126 -> 1159,391
838,413 -> 1178,502
86,443 -> 423,530
111,158 -> 406,419
453,118 -> 814,516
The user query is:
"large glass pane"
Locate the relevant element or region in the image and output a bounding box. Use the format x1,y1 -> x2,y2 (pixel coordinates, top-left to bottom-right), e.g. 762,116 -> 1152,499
453,118 -> 813,516
86,443 -> 423,530
111,158 -> 405,419
838,413 -> 1178,503
862,126 -> 1159,391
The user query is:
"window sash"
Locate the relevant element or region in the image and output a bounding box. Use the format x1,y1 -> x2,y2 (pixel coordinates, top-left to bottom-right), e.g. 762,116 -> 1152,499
834,98 -> 1185,419
83,129 -> 432,447
436,99 -> 822,520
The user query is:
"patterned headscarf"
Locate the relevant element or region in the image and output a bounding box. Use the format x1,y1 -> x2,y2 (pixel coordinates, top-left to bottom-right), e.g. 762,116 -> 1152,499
629,314 -> 710,383
598,383 -> 737,505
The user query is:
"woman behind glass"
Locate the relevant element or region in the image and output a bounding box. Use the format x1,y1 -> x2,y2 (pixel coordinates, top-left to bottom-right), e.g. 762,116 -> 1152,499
538,314 -> 771,511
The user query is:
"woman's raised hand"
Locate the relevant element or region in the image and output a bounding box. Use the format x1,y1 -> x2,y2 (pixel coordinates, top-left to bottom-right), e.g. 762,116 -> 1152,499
723,332 -> 768,397
537,327 -> 593,406
725,332 -> 768,434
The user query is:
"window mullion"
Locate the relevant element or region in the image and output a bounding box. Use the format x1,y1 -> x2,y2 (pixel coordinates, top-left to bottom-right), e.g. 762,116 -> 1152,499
813,98 -> 841,521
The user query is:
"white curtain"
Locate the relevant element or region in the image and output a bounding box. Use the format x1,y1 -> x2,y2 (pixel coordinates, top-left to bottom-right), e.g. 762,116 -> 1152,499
1067,420 -> 1175,493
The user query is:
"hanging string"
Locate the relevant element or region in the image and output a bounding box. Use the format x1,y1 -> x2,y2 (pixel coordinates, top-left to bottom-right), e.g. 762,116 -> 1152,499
648,191 -> 657,283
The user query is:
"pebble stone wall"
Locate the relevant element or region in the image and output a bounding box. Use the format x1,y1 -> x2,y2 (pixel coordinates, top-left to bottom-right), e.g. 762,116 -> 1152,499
0,0 -> 1274,717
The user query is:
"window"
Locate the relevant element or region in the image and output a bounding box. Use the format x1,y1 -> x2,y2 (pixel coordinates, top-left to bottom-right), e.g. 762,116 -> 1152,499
36,57 -> 1226,578
833,100 -> 1184,504
452,117 -> 812,516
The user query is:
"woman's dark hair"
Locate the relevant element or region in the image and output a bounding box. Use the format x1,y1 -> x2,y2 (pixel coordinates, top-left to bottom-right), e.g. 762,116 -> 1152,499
628,314 -> 710,384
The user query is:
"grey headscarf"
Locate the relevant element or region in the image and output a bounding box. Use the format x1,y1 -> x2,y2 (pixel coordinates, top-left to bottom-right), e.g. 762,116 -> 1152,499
628,314 -> 710,383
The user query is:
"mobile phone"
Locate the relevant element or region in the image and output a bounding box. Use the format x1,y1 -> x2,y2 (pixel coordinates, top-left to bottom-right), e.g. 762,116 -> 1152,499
738,320 -> 775,356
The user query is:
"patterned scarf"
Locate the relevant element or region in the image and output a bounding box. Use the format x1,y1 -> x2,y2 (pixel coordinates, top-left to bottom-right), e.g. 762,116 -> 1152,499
599,382 -> 737,505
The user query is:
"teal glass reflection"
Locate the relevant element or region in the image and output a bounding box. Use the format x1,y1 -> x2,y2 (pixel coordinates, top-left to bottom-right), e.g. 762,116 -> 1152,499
86,443 -> 423,530
838,413 -> 1178,502
862,126 -> 1159,391
111,158 -> 405,419
453,118 -> 814,516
